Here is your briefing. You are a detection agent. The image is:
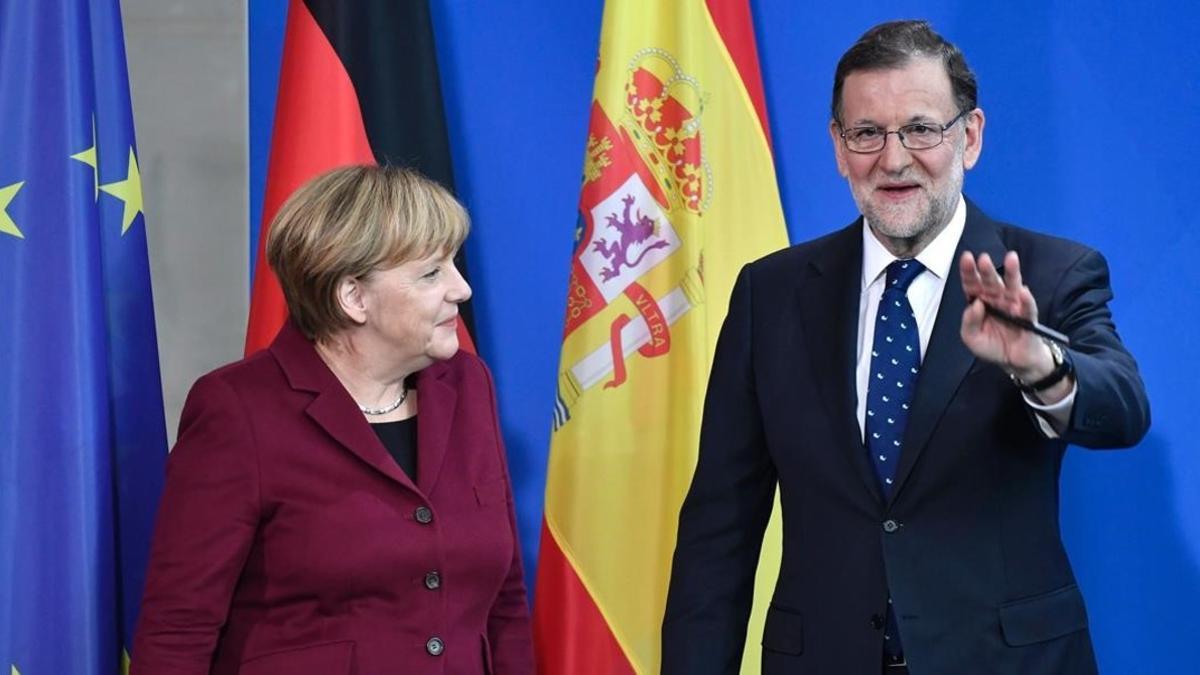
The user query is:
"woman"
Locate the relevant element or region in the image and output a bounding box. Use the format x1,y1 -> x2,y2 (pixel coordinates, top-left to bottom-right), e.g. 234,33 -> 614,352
132,166 -> 533,674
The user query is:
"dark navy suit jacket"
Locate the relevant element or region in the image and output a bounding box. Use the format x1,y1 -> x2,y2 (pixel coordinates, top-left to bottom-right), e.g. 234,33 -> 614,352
133,323 -> 533,674
662,201 -> 1149,675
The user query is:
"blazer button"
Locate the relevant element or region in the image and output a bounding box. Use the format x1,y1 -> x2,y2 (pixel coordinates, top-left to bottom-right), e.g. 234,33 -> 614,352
882,519 -> 899,533
426,636 -> 444,656
870,614 -> 886,630
424,571 -> 441,590
414,506 -> 433,524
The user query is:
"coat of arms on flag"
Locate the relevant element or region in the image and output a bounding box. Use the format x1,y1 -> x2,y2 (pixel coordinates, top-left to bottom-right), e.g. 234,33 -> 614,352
556,49 -> 712,426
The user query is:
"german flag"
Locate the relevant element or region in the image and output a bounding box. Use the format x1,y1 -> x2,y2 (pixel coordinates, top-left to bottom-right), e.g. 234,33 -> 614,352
533,1 -> 788,672
245,0 -> 476,355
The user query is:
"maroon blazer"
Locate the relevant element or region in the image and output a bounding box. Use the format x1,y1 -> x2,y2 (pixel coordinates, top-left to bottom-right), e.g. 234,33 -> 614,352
132,323 -> 533,674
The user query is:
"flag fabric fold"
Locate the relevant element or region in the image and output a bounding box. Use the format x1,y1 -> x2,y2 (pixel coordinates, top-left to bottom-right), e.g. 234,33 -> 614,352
0,0 -> 167,672
245,0 -> 476,355
533,1 -> 788,672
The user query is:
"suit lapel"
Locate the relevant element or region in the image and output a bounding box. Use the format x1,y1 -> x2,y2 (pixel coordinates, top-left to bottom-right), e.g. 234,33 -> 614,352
305,387 -> 417,490
270,323 -> 417,492
414,362 -> 457,495
888,203 -> 1006,504
798,222 -> 884,503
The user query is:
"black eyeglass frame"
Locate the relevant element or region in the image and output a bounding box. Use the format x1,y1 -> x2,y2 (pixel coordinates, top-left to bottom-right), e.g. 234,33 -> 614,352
838,109 -> 972,154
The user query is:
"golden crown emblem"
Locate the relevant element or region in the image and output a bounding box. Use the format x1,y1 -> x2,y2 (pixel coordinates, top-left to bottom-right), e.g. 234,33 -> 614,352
621,48 -> 712,215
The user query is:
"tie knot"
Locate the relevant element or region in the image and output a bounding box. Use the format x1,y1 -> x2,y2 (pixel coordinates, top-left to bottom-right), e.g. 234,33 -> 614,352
886,259 -> 925,293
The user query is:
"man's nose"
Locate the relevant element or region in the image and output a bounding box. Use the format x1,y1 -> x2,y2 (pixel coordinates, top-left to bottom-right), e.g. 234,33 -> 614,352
877,132 -> 913,173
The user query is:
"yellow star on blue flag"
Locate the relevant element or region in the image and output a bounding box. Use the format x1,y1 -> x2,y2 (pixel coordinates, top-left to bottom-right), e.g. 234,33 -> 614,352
99,147 -> 143,234
71,117 -> 99,200
0,181 -> 23,239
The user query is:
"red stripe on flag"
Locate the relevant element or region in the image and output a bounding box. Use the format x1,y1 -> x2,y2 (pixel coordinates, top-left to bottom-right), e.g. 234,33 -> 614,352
533,520 -> 636,675
455,316 -> 476,354
704,0 -> 774,150
245,0 -> 375,355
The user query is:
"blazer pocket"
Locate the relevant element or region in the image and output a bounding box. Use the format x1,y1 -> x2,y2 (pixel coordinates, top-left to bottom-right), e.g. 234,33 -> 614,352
999,584 -> 1088,646
474,476 -> 508,507
761,604 -> 804,655
239,640 -> 355,675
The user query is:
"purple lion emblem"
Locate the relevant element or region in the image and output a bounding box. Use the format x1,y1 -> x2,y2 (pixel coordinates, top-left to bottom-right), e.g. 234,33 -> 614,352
591,194 -> 669,281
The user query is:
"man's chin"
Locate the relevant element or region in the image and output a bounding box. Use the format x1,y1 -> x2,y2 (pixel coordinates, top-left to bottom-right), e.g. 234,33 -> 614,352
865,207 -> 930,241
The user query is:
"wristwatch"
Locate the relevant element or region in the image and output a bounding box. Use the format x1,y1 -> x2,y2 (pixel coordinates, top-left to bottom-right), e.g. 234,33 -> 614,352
1010,338 -> 1073,394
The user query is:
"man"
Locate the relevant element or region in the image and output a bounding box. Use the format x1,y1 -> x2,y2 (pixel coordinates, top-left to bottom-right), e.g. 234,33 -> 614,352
661,20 -> 1149,675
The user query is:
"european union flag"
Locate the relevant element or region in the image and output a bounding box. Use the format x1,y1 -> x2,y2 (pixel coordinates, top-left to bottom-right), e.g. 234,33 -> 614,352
0,0 -> 167,673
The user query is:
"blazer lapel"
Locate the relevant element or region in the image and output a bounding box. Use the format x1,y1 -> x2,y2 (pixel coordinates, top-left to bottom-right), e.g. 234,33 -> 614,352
414,362 -> 457,495
888,203 -> 1007,504
270,323 -> 417,492
798,222 -> 883,503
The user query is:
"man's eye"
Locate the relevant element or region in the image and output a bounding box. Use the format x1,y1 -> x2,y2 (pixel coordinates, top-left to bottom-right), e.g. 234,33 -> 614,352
904,124 -> 936,136
848,127 -> 882,141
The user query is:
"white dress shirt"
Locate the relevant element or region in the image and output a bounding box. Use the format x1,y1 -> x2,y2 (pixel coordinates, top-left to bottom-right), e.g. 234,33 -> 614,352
854,195 -> 1074,441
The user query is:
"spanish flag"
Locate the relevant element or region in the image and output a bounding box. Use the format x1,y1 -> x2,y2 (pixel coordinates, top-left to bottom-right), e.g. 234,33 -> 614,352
533,1 -> 788,672
244,0 -> 475,355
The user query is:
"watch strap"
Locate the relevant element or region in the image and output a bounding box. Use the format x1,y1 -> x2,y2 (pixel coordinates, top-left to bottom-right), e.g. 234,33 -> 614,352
1010,340 -> 1073,393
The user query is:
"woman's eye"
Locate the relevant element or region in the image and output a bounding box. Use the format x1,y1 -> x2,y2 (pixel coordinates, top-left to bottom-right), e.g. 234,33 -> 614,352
423,267 -> 441,279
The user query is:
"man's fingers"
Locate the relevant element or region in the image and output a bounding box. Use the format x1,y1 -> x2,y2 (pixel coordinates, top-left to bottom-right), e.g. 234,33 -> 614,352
1004,251 -> 1023,292
961,296 -> 985,334
960,250 -> 983,296
961,298 -> 997,359
977,253 -> 1005,293
1018,284 -> 1040,321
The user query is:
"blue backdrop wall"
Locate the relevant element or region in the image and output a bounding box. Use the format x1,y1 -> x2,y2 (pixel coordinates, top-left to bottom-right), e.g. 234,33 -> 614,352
250,2 -> 1200,671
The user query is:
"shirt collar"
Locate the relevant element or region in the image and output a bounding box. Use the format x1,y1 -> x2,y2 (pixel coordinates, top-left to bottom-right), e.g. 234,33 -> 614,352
861,194 -> 966,289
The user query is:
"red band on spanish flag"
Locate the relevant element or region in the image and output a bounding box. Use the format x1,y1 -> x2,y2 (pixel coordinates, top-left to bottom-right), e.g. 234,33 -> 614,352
534,1 -> 788,672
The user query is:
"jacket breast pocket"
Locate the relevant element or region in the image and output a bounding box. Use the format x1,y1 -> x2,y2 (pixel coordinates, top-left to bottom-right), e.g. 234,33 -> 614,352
239,640 -> 355,675
999,584 -> 1089,646
761,604 -> 804,655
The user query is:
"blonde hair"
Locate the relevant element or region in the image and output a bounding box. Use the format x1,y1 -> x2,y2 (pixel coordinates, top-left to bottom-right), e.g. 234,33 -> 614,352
266,164 -> 469,341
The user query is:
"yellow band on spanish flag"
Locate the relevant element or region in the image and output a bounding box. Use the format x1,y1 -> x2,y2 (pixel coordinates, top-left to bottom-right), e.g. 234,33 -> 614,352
534,1 -> 789,673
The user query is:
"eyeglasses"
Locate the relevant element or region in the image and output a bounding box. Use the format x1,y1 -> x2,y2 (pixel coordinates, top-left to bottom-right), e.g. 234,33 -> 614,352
839,109 -> 970,154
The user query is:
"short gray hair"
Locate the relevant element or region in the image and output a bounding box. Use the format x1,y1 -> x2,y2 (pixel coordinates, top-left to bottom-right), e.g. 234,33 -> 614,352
832,20 -> 978,123
266,164 -> 469,341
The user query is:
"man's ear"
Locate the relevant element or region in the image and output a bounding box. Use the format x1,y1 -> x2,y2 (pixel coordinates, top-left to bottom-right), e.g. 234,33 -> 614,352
962,107 -> 986,170
829,119 -> 849,178
335,276 -> 369,325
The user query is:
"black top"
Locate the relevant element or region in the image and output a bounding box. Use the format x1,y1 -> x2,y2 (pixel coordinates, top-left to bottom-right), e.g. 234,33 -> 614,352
371,417 -> 417,482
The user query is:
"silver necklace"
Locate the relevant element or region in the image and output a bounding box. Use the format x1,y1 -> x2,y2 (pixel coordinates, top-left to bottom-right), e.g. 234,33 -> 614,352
358,386 -> 408,416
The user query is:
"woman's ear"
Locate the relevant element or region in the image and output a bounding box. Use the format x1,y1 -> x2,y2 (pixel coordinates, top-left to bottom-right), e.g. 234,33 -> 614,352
335,276 -> 369,325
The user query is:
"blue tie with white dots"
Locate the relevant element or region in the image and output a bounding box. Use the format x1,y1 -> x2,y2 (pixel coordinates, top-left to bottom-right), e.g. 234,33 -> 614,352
866,259 -> 924,666
868,257 -> 921,662
865,258 -> 925,498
